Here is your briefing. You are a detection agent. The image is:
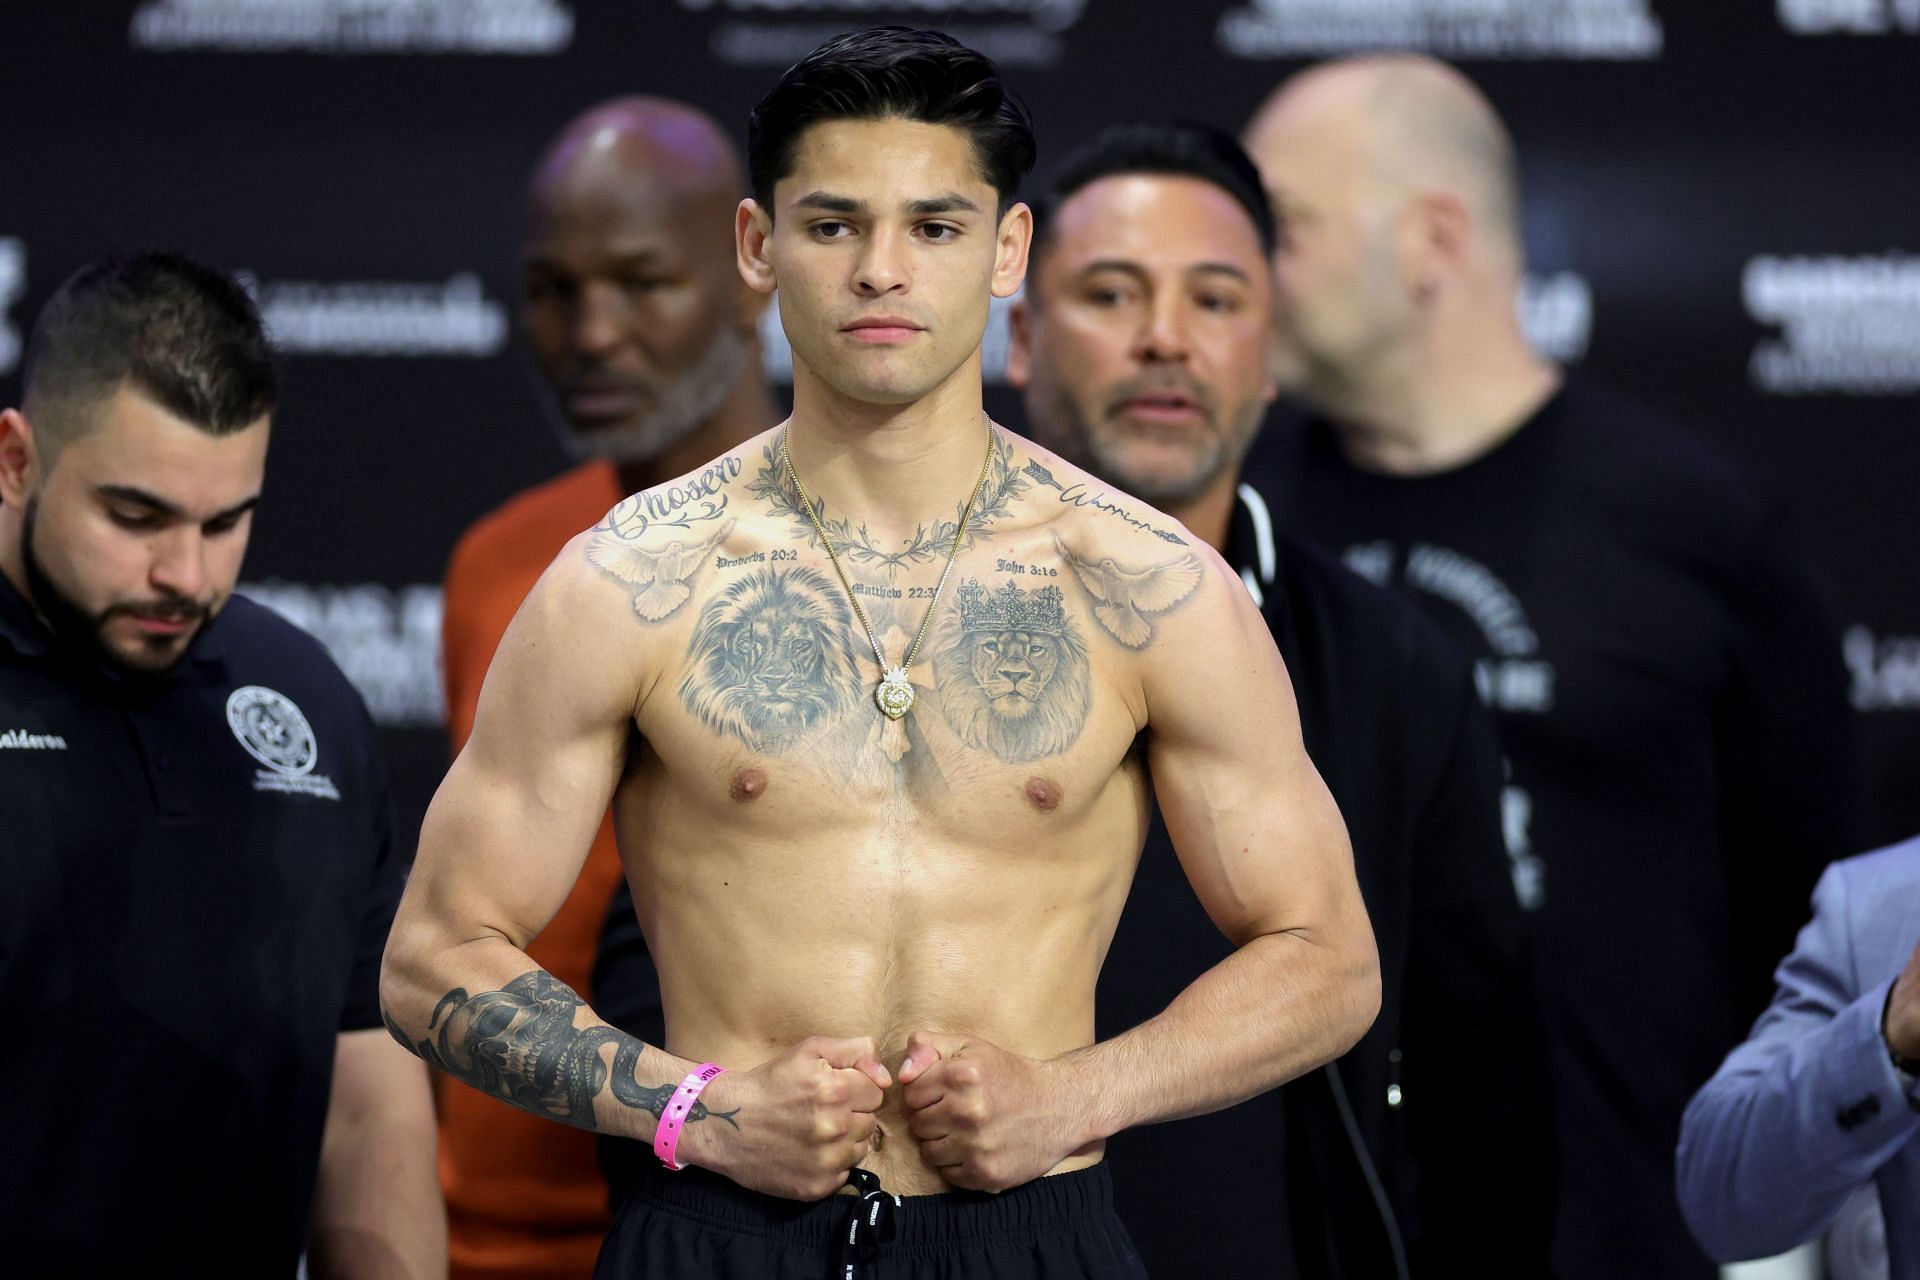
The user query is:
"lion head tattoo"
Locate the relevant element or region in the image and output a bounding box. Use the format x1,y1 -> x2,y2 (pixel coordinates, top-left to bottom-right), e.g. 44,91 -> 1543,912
679,567 -> 859,753
934,580 -> 1091,762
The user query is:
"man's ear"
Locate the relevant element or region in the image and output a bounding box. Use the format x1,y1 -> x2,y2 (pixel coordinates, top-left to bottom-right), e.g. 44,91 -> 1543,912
736,199 -> 777,296
0,409 -> 43,507
991,202 -> 1033,301
1401,189 -> 1471,304
1004,298 -> 1034,390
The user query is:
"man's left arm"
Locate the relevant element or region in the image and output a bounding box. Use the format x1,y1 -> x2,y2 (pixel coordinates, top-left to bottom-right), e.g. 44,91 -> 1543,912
900,548 -> 1380,1189
309,1028 -> 447,1280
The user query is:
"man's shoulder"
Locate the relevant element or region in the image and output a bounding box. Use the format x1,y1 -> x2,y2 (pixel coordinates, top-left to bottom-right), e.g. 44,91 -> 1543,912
1014,440 -> 1204,562
451,460 -> 622,574
1553,379 -> 1779,528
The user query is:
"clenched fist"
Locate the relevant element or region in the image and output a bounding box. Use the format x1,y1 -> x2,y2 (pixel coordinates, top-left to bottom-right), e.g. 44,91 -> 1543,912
685,1036 -> 891,1200
897,1031 -> 1092,1192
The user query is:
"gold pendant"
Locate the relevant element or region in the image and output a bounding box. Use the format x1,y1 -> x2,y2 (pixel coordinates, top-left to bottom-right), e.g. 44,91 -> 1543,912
875,667 -> 915,720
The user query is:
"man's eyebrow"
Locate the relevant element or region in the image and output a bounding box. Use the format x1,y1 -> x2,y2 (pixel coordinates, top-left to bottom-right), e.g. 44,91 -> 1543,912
790,192 -> 983,216
97,485 -> 260,523
1078,259 -> 1255,285
907,194 -> 981,216
794,192 -> 865,214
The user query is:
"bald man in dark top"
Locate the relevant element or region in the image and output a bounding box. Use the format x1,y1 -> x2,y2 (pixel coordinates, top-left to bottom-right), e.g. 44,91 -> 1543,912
437,97 -> 773,1278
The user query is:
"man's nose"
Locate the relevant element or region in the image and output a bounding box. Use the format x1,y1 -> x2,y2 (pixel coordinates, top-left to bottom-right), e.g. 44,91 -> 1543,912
149,526 -> 207,600
852,226 -> 910,298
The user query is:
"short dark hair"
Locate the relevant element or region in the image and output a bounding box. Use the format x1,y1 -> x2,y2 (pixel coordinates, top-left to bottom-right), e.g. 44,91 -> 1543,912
747,26 -> 1037,217
1031,122 -> 1278,265
22,252 -> 276,453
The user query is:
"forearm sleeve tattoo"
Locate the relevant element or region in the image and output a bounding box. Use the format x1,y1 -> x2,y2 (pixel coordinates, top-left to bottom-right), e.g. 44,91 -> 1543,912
384,970 -> 739,1134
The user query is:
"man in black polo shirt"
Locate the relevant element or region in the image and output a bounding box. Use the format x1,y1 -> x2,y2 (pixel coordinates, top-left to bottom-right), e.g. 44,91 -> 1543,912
0,254 -> 445,1275
1002,123 -> 1551,1277
1242,57 -> 1860,1277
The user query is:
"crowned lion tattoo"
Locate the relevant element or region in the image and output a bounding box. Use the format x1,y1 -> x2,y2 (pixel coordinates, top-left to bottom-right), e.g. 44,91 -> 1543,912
934,580 -> 1091,762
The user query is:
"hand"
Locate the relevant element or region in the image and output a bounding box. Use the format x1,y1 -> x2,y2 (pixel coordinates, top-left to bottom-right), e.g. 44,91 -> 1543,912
1886,937 -> 1920,1063
685,1036 -> 891,1200
897,1031 -> 1089,1192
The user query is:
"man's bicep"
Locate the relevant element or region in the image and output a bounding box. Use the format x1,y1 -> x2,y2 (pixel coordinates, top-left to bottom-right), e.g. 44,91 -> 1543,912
410,555 -> 649,948
1144,580 -> 1353,945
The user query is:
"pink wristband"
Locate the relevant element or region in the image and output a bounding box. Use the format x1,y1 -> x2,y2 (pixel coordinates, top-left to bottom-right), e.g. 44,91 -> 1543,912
653,1063 -> 726,1171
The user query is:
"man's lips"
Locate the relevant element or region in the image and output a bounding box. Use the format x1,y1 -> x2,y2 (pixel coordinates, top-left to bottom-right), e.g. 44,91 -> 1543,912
118,611 -> 200,637
841,317 -> 924,345
1114,392 -> 1206,424
561,381 -> 652,421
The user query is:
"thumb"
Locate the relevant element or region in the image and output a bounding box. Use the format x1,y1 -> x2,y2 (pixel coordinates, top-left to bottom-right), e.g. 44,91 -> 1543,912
897,1030 -> 966,1083
814,1035 -> 885,1081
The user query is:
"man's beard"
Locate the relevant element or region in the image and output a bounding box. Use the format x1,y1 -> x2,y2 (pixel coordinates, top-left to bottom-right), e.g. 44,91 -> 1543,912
1042,373 -> 1264,507
554,324 -> 748,466
21,495 -> 210,678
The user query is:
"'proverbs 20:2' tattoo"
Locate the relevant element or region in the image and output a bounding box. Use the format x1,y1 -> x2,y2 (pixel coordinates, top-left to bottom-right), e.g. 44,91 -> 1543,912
386,971 -> 739,1134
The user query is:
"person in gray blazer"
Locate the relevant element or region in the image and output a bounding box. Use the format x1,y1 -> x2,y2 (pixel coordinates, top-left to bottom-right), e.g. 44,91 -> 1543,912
1678,836 -> 1920,1277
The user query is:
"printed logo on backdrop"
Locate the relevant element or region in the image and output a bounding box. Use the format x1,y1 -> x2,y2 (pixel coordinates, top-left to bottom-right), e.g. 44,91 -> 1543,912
1520,271 -> 1591,363
226,685 -> 342,800
1845,626 -> 1920,710
243,582 -> 445,729
687,0 -> 1086,68
0,238 -> 24,376
1343,539 -> 1549,907
1217,0 -> 1663,59
757,290 -> 1020,384
1744,254 -> 1920,394
244,274 -> 508,358
1778,0 -> 1920,33
131,0 -> 573,54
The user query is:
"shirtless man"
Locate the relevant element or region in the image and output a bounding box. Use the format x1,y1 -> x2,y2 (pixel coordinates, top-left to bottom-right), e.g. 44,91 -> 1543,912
380,28 -> 1379,1279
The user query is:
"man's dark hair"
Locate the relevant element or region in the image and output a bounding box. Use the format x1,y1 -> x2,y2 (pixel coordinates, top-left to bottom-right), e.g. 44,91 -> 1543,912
747,26 -> 1036,217
1031,122 -> 1278,265
22,252 -> 277,454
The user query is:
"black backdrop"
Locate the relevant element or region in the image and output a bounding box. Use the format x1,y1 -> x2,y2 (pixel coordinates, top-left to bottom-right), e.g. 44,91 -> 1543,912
4,0 -> 1917,858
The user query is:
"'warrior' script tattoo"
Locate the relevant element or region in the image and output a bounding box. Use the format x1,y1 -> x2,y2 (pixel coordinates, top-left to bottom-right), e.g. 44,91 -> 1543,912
1022,460 -> 1188,547
750,433 -> 1029,576
1054,535 -> 1204,649
933,579 -> 1092,762
385,971 -> 739,1134
679,567 -> 861,753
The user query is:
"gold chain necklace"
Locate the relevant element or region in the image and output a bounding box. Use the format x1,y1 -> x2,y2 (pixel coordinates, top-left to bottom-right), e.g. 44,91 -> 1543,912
778,424 -> 994,721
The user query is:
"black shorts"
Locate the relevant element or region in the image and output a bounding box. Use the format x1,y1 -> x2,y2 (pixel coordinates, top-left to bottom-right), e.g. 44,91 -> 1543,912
594,1161 -> 1148,1279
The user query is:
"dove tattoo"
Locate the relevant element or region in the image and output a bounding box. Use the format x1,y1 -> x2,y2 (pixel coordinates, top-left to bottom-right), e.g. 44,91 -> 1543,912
586,519 -> 736,623
1053,535 -> 1204,649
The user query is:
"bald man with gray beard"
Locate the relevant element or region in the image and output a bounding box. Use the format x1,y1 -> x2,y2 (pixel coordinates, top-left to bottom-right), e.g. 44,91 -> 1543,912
437,97 -> 776,1279
1242,55 -> 1860,1279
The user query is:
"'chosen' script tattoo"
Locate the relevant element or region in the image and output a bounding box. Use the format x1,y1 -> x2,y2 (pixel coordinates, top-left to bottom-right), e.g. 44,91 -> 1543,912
1055,535 -> 1204,649
1022,460 -> 1188,547
934,579 -> 1091,762
386,971 -> 739,1133
679,567 -> 860,753
596,455 -> 743,542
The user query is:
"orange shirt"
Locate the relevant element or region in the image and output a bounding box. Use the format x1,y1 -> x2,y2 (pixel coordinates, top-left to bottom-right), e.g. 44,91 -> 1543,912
439,461 -> 627,1280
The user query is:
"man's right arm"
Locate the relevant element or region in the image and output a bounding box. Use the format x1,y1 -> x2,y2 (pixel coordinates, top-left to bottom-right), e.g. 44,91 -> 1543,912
379,532 -> 888,1196
1676,861 -> 1920,1262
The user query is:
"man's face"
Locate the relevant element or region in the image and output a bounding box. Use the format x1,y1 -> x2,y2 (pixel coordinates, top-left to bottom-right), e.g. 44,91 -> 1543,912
753,118 -> 1026,406
1012,174 -> 1275,505
18,388 -> 266,673
522,161 -> 746,461
1244,98 -> 1415,395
